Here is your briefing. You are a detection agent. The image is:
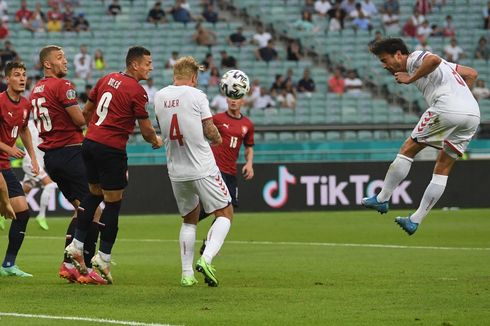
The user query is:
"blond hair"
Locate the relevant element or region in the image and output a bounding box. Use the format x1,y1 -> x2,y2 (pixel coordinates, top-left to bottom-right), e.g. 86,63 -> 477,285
173,56 -> 203,80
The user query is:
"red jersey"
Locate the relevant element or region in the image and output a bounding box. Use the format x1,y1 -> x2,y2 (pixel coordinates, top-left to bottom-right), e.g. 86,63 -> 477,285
29,77 -> 83,151
0,92 -> 30,169
211,111 -> 254,175
86,72 -> 149,151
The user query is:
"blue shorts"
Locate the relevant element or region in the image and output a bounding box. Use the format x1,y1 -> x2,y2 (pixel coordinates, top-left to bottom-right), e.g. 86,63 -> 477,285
43,146 -> 89,203
1,168 -> 25,198
82,139 -> 128,191
221,172 -> 238,207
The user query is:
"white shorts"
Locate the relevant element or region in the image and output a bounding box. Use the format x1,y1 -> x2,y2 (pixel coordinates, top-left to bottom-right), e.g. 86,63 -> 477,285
171,172 -> 232,216
22,156 -> 48,185
411,109 -> 480,158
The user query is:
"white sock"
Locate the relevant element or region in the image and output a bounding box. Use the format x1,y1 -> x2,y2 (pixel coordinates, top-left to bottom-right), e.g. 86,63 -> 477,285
202,217 -> 231,264
98,250 -> 111,262
180,223 -> 197,277
72,238 -> 84,250
38,183 -> 56,218
410,174 -> 448,224
377,154 -> 413,202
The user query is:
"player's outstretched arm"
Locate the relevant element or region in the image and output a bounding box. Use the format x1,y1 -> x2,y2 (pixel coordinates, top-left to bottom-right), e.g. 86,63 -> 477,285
396,53 -> 442,84
82,100 -> 96,125
138,118 -> 163,149
0,140 -> 25,159
66,104 -> 86,127
456,65 -> 478,89
19,126 -> 40,175
0,174 -> 15,220
202,118 -> 222,145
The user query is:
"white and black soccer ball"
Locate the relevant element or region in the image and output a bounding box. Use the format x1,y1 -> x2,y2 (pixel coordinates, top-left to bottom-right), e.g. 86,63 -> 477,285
219,69 -> 250,100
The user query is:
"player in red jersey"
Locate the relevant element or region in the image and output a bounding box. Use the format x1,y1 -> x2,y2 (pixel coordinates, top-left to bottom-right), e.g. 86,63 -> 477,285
199,96 -> 255,254
30,45 -> 105,284
0,62 -> 39,277
65,46 -> 162,284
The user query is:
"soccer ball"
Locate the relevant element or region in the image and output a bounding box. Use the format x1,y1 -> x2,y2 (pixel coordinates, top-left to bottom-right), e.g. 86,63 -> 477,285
219,69 -> 250,100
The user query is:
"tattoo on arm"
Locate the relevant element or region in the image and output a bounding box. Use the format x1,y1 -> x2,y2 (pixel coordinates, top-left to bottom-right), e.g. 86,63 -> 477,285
202,119 -> 222,145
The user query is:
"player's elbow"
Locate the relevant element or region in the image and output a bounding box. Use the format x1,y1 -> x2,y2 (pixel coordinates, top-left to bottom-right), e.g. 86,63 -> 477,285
428,55 -> 442,66
467,68 -> 479,81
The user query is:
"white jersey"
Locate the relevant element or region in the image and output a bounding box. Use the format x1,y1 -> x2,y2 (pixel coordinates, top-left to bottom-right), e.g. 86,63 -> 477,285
22,119 -> 45,168
407,51 -> 480,117
154,85 -> 219,182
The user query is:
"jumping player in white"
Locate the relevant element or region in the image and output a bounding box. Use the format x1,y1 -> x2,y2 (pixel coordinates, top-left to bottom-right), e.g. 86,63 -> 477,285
363,38 -> 480,235
155,56 -> 232,287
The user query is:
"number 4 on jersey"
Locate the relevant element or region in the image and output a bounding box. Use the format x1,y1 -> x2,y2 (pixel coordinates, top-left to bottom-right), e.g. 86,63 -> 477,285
170,113 -> 184,146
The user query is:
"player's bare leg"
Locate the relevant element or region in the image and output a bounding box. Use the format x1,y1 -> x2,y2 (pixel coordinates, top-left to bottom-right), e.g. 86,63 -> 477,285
180,205 -> 199,287
396,150 -> 456,235
33,176 -> 56,230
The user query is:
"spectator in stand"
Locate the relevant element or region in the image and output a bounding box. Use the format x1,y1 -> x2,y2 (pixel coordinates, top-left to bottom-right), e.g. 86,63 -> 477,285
415,38 -> 433,52
361,0 -> 378,17
74,12 -> 90,32
28,3 -> 47,33
349,2 -> 372,32
93,49 -> 106,72
107,0 -> 122,16
147,1 -> 167,24
403,9 -> 425,38
228,26 -> 246,47
0,73 -> 6,92
171,0 -> 193,24
201,52 -> 215,69
293,11 -> 315,32
253,88 -> 275,110
165,51 -> 179,69
198,62 -> 211,87
277,80 -> 296,109
247,78 -> 261,106
314,0 -> 332,17
211,93 -> 228,113
442,15 -> 455,37
142,77 -> 158,104
256,40 -> 278,63
270,74 -> 284,97
0,19 -> 7,39
202,3 -> 220,24
444,37 -> 465,63
474,36 -> 490,60
192,22 -> 216,47
287,40 -> 302,61
472,79 -> 490,100
74,44 -> 92,81
484,1 -> 490,29
63,4 -> 76,31
328,68 -> 345,94
209,67 -> 220,87
382,7 -> 400,35
252,24 -> 272,48
47,3 -> 63,32
381,0 -> 399,14
341,0 -> 356,16
78,84 -> 92,104
0,41 -> 20,71
15,0 -> 33,31
220,51 -> 236,69
344,70 -> 363,95
327,3 -> 347,31
369,30 -> 383,48
415,0 -> 432,15
302,0 -> 315,15
0,0 -> 8,23
297,68 -> 316,94
417,20 -> 432,42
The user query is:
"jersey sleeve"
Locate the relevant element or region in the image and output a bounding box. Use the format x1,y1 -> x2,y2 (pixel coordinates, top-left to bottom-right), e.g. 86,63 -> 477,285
407,50 -> 431,74
244,120 -> 255,147
197,91 -> 212,121
88,77 -> 103,103
22,100 -> 31,128
132,86 -> 149,120
57,79 -> 79,108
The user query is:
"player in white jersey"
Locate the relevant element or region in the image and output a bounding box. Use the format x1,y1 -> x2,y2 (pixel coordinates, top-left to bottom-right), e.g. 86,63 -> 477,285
22,120 -> 57,230
362,38 -> 480,235
155,56 -> 232,287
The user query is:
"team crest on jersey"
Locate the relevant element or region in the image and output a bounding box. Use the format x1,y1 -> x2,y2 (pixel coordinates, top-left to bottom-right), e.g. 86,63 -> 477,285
241,126 -> 248,136
66,89 -> 77,100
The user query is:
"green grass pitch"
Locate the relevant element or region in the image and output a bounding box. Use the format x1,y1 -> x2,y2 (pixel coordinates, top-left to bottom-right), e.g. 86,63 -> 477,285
1,209 -> 489,326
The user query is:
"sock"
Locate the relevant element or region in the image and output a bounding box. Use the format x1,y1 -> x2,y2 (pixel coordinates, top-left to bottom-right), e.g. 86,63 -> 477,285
83,222 -> 100,268
377,154 -> 414,202
410,174 -> 448,224
74,194 -> 104,243
98,201 -> 121,255
64,217 -> 77,263
180,223 -> 197,277
2,210 -> 30,268
202,216 -> 231,264
38,183 -> 56,217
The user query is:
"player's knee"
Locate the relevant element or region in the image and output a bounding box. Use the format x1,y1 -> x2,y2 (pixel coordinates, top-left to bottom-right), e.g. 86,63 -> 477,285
89,183 -> 103,196
103,190 -> 124,202
214,204 -> 233,221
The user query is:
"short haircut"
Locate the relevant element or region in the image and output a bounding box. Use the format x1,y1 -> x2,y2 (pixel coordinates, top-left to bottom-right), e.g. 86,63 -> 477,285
126,46 -> 151,68
5,61 -> 26,77
369,38 -> 409,56
173,56 -> 203,80
39,45 -> 63,67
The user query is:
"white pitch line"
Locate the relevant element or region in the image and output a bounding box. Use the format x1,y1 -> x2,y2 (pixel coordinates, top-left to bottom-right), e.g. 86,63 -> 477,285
0,312 -> 180,326
23,235 -> 490,252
